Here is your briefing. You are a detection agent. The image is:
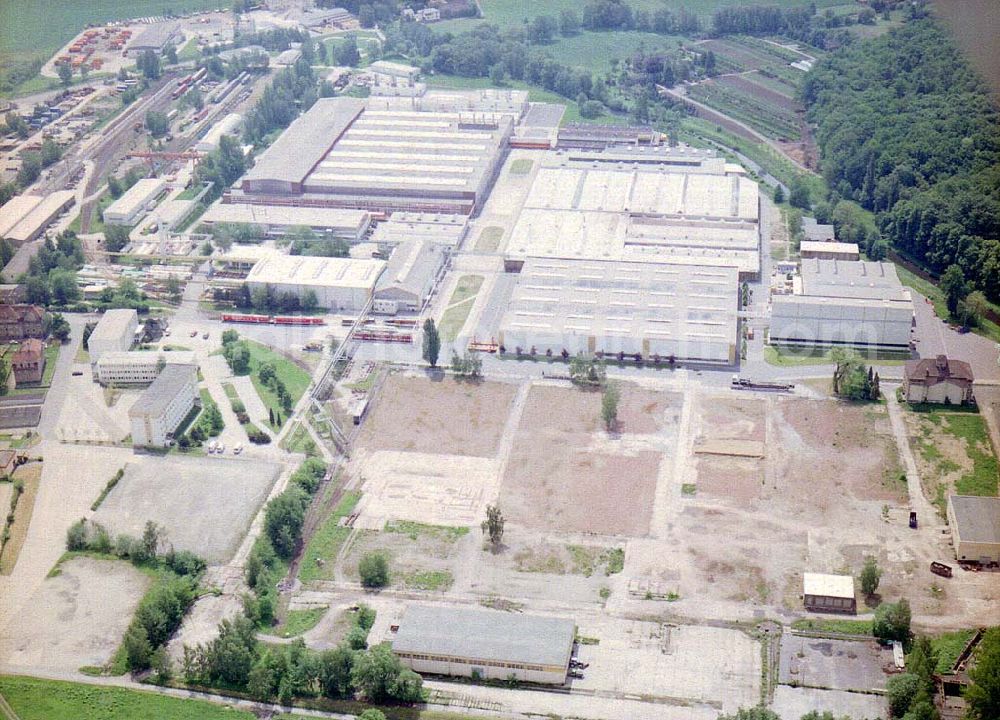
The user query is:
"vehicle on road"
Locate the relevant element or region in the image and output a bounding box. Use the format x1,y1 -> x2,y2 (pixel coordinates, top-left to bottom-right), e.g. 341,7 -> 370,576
190,330 -> 198,337
233,443 -> 243,455
202,332 -> 209,339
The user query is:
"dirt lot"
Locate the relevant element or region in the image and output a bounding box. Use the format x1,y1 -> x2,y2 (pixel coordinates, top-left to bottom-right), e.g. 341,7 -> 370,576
355,375 -> 517,458
779,635 -> 891,692
656,394 -> 928,618
0,556 -> 149,672
499,384 -> 679,537
93,456 -> 280,564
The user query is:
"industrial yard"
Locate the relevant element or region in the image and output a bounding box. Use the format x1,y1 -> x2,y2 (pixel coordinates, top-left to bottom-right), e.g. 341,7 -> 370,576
0,6 -> 998,720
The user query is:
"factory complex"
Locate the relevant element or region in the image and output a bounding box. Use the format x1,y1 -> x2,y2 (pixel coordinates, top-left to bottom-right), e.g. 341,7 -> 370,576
190,70 -> 919,363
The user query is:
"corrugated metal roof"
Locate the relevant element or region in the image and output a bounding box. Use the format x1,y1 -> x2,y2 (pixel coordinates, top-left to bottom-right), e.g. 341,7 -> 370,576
803,573 -> 855,599
949,495 -> 1000,544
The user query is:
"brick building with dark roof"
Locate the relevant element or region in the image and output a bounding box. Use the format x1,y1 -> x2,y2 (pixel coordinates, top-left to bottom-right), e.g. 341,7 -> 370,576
0,304 -> 46,342
10,338 -> 45,384
903,355 -> 974,405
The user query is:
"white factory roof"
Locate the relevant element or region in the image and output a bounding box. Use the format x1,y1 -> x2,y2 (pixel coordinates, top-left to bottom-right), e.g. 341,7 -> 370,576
5,191 -> 75,243
105,178 -> 166,221
803,573 -> 855,599
89,308 -> 138,345
800,241 -> 860,257
217,244 -> 279,264
202,203 -> 370,231
507,157 -> 760,273
0,195 -> 43,237
371,212 -> 468,247
369,60 -> 420,78
501,258 -> 738,349
246,254 -> 386,290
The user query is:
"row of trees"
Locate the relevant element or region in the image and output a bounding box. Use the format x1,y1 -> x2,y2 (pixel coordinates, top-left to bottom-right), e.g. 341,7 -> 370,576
66,519 -> 205,673
803,19 -> 1000,303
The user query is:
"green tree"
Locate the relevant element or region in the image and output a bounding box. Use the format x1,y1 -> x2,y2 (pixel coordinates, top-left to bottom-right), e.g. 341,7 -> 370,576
358,552 -> 389,588
358,710 -> 387,720
137,49 -> 161,80
264,486 -> 309,558
773,184 -> 785,204
350,643 -> 420,702
788,176 -> 811,210
17,152 -> 41,187
962,290 -> 989,327
145,110 -> 169,138
872,598 -> 911,643
104,223 -> 131,252
335,36 -> 360,66
601,382 -> 620,431
860,556 -> 881,597
319,645 -> 356,698
163,45 -> 178,65
965,627 -> 1000,720
49,313 -> 71,342
40,138 -> 61,167
887,672 -> 922,717
939,264 -> 968,318
422,318 -> 440,367
123,624 -> 153,671
58,62 -> 73,87
481,504 -> 505,549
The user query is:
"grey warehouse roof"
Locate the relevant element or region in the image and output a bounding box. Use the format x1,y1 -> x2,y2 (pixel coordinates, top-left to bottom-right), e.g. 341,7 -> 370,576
375,239 -> 446,298
950,495 -> 1000,544
243,97 -> 366,187
800,259 -> 910,301
129,364 -> 196,419
392,605 -> 575,668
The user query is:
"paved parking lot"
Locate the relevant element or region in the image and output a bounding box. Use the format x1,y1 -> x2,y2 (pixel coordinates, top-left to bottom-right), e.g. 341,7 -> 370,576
779,635 -> 890,692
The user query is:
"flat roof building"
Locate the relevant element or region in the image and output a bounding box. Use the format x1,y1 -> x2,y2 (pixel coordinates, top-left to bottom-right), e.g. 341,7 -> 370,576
800,241 -> 860,261
245,254 -> 385,312
803,573 -> 856,614
947,495 -> 1000,565
499,258 -> 738,363
104,178 -> 166,227
129,363 -> 198,447
803,217 -> 836,242
373,239 -> 447,315
5,191 -> 75,245
202,203 -> 371,242
370,212 -> 469,248
392,604 -> 575,685
770,259 -> 913,350
94,350 -> 196,386
506,158 -> 760,276
239,98 -> 513,214
88,309 -> 138,362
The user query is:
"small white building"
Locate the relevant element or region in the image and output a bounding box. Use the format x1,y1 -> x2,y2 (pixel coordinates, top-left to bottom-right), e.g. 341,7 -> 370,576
803,573 -> 856,614
244,255 -> 386,312
195,113 -> 242,154
87,309 -> 139,362
129,364 -> 198,447
104,178 -> 167,227
93,350 -> 196,386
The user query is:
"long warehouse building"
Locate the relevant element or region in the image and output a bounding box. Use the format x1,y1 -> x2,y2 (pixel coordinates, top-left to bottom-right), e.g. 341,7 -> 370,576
392,604 -> 576,685
499,258 -> 739,363
770,259 -> 913,350
200,203 -> 372,242
236,97 -> 513,214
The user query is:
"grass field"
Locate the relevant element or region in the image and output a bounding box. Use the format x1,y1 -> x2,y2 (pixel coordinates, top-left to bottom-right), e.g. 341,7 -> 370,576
790,618 -> 874,636
438,275 -> 484,341
298,489 -> 361,585
763,345 -> 909,367
542,30 -> 681,73
245,340 -> 311,430
0,675 -> 257,720
278,606 -> 327,638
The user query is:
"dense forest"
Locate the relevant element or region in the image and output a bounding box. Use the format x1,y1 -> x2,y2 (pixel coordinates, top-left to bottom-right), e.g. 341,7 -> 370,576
803,19 -> 1000,301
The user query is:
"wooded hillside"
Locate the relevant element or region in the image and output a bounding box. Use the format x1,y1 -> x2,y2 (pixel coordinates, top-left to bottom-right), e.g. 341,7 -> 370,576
803,19 -> 1000,301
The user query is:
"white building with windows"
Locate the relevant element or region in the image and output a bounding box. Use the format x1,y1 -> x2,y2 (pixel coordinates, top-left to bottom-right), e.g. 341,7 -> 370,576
87,309 -> 139,362
128,364 -> 198,447
103,178 -> 166,226
93,351 -> 196,386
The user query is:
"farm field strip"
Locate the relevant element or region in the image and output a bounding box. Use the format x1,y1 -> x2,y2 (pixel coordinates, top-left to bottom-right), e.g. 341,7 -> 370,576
716,74 -> 800,111
688,82 -> 801,140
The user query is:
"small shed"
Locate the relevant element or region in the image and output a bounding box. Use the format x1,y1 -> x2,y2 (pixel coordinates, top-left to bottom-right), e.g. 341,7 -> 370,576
803,573 -> 856,614
947,495 -> 1000,564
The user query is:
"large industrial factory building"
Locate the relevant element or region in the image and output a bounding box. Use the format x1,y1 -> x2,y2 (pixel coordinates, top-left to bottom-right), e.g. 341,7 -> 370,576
235,97 -> 513,214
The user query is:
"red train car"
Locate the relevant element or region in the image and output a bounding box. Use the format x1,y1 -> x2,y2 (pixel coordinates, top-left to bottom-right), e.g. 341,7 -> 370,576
221,313 -> 271,324
273,316 -> 325,326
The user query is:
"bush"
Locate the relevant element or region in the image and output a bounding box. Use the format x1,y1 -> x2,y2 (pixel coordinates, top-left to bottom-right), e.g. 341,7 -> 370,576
346,625 -> 369,650
873,599 -> 912,644
165,549 -> 206,576
358,552 -> 389,589
356,604 -> 376,631
886,672 -> 921,717
66,519 -> 89,550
